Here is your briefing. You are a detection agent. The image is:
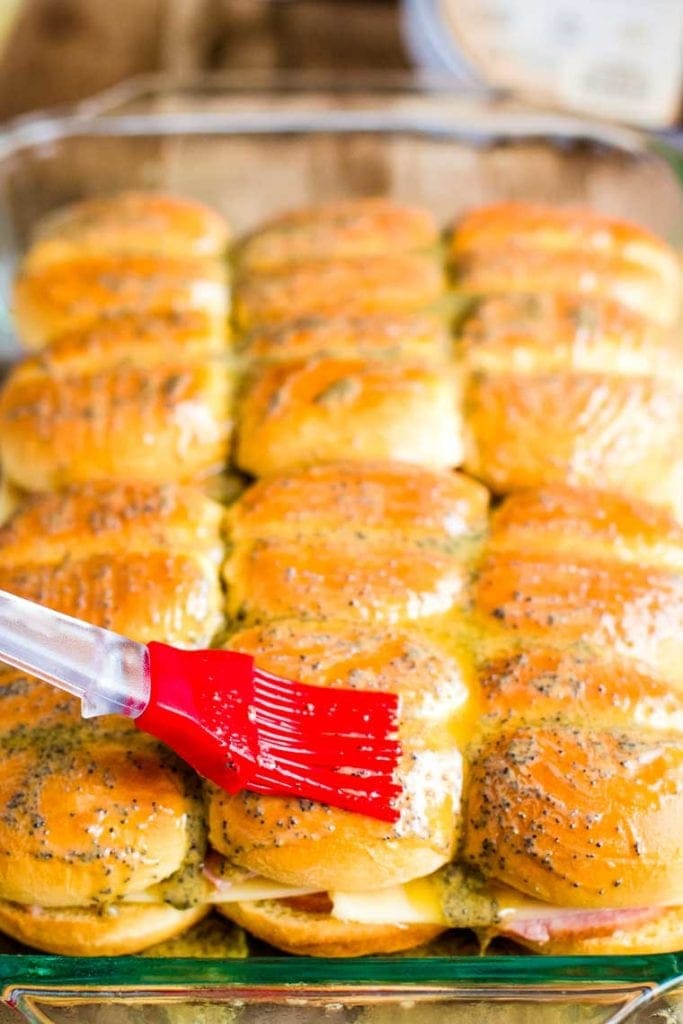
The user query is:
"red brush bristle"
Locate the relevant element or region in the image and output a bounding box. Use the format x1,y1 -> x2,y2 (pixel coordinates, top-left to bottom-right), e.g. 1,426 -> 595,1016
138,644 -> 403,822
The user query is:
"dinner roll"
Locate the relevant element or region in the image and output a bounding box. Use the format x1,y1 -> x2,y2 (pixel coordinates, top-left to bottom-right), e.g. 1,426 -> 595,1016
13,253 -> 227,350
233,254 -> 444,330
225,464 -> 485,624
464,723 -> 683,909
0,482 -> 224,567
33,308 -> 228,369
239,311 -> 451,365
0,723 -> 204,908
228,462 -> 488,543
235,356 -> 462,476
452,201 -> 681,287
475,485 -> 683,686
25,191 -> 230,269
463,370 -> 683,512
209,618 -> 469,892
235,198 -> 439,273
0,551 -> 222,647
0,357 -> 232,491
460,293 -> 682,378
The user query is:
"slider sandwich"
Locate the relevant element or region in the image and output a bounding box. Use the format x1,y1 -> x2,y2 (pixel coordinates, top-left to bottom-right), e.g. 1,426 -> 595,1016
0,482 -> 225,954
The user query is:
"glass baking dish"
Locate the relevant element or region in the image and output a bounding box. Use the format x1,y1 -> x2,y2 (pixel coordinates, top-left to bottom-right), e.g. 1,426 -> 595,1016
0,73 -> 681,1023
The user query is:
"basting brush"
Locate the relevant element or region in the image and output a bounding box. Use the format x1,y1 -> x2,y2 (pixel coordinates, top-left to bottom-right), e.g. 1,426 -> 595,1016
0,589 -> 402,822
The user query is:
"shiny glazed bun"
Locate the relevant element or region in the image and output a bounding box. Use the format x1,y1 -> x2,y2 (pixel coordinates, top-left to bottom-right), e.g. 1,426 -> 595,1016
0,481 -> 225,567
451,201 -> 681,283
208,618 -> 470,892
464,370 -> 683,511
0,483 -> 224,646
25,191 -> 230,269
13,253 -> 228,350
460,293 -> 682,378
0,356 -> 232,492
235,197 -> 439,272
33,308 -> 228,367
239,311 -> 450,365
235,356 -> 463,476
475,484 -> 683,687
225,463 -> 485,625
228,462 -> 488,542
233,253 -> 444,330
465,723 -> 683,910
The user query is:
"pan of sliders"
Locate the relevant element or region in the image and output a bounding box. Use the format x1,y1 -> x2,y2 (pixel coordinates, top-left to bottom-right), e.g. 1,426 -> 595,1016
0,73 -> 680,1024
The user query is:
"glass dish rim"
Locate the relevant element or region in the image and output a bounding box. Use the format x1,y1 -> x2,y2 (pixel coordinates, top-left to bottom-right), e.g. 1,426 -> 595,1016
0,71 -> 681,994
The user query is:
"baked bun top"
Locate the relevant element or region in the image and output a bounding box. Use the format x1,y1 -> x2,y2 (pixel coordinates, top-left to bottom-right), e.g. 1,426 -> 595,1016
239,311 -> 450,365
474,484 -> 683,687
26,191 -> 230,269
461,292 -> 682,379
464,721 -> 683,910
233,254 -> 444,330
33,308 -> 227,368
235,356 -> 463,476
464,370 -> 683,511
0,663 -> 204,909
451,202 -> 680,274
228,462 -> 488,542
225,463 -> 484,625
208,617 -> 470,891
236,198 -> 438,273
0,356 -> 232,492
13,253 -> 227,349
0,483 -> 224,646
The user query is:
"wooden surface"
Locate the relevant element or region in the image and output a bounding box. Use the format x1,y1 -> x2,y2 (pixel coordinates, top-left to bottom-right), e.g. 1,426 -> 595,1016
0,0 -> 409,120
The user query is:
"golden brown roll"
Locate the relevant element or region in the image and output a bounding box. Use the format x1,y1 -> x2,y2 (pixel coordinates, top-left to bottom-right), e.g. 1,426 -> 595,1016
477,646 -> 683,734
0,481 -> 225,567
474,485 -> 683,687
458,248 -> 679,327
209,618 -> 469,892
460,293 -> 682,378
475,550 -> 683,688
225,463 -> 485,624
487,484 -> 683,571
451,201 -> 681,287
0,482 -> 224,646
33,308 -> 227,370
0,357 -> 232,491
239,311 -> 451,365
25,191 -> 230,269
219,897 -> 443,958
463,369 -> 683,513
0,722 -> 204,908
226,535 -> 470,625
464,723 -> 683,910
233,254 -> 444,330
13,253 -> 228,350
0,551 -> 222,647
235,356 -> 463,476
235,198 -> 438,273
228,462 -> 488,543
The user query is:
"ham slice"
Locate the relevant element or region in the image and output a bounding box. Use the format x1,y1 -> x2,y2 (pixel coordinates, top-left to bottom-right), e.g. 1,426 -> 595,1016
501,904 -> 667,944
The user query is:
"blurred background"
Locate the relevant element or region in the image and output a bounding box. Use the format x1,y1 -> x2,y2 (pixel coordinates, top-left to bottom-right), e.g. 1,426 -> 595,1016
0,0 -> 409,120
0,0 -> 681,128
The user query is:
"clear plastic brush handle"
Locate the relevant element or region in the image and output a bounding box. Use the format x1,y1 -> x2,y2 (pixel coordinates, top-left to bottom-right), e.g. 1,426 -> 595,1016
0,589 -> 150,718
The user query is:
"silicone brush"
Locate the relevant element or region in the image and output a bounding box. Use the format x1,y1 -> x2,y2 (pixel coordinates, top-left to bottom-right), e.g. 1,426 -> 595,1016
0,590 -> 402,822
